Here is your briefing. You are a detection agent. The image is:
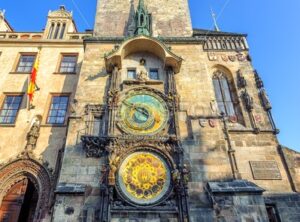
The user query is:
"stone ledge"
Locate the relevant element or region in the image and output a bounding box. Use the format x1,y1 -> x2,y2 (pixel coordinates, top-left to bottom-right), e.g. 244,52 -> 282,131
55,183 -> 86,194
207,180 -> 265,194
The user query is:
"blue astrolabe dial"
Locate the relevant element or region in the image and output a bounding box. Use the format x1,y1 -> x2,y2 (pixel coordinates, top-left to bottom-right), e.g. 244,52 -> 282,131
119,91 -> 169,135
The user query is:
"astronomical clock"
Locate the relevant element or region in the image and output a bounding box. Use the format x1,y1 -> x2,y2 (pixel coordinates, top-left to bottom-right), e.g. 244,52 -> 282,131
111,87 -> 176,208
83,31 -> 190,221
117,90 -> 169,135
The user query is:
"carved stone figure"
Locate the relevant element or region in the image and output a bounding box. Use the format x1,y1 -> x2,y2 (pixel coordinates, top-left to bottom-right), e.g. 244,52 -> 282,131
242,90 -> 254,111
237,70 -> 247,88
137,70 -> 149,81
260,89 -> 272,111
172,169 -> 181,184
254,70 -> 264,89
108,89 -> 119,107
182,164 -> 190,185
26,116 -> 41,150
108,150 -> 120,185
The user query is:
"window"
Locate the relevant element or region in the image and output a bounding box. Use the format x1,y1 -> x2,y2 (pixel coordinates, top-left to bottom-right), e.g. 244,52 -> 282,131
59,23 -> 66,39
213,71 -> 235,116
127,69 -> 136,79
0,95 -> 23,124
53,23 -> 61,39
59,55 -> 77,73
92,116 -> 102,136
16,55 -> 36,73
48,23 -> 55,39
149,69 -> 159,80
47,96 -> 69,124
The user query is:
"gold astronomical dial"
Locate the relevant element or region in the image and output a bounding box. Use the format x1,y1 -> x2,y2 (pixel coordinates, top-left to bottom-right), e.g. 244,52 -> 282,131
118,91 -> 169,135
117,151 -> 171,205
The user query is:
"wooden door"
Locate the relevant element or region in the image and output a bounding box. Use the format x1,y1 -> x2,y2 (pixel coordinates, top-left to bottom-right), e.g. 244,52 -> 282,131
0,179 -> 28,222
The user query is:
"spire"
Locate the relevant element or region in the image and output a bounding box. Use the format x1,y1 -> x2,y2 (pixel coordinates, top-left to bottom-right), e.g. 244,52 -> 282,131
138,0 -> 145,10
135,0 -> 151,36
0,9 -> 5,19
211,8 -> 220,32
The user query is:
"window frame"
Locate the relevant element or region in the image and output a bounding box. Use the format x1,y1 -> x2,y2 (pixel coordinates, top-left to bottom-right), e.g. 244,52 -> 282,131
0,93 -> 24,125
45,94 -> 70,126
127,68 -> 137,79
56,53 -> 78,74
212,71 -> 236,117
149,68 -> 159,80
14,53 -> 37,74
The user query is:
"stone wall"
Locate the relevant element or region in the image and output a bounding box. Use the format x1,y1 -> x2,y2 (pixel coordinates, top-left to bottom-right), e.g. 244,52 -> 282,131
208,180 -> 269,222
94,0 -> 193,37
0,42 -> 84,169
52,38 -> 300,221
282,147 -> 300,191
264,193 -> 300,222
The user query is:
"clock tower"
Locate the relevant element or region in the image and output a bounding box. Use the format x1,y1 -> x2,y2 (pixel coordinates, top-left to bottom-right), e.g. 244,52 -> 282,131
50,0 -> 300,221
94,0 -> 193,37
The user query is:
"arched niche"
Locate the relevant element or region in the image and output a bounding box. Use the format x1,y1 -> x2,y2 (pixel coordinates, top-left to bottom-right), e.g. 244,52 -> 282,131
121,52 -> 165,82
0,158 -> 52,222
105,35 -> 182,74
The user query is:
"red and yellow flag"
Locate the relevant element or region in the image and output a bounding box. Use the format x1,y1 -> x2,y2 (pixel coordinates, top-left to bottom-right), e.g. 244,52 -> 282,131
27,51 -> 40,103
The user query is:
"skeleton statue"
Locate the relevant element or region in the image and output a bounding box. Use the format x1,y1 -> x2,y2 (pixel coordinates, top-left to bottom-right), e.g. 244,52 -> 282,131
137,70 -> 149,81
26,116 -> 41,150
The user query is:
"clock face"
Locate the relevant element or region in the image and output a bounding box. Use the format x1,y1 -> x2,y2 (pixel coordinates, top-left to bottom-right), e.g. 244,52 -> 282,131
118,91 -> 169,135
117,151 -> 171,205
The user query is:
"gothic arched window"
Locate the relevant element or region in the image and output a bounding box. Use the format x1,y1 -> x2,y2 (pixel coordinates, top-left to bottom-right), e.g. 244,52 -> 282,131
213,71 -> 236,116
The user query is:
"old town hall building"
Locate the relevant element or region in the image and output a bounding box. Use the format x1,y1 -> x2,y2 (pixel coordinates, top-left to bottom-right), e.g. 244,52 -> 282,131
0,1 -> 299,222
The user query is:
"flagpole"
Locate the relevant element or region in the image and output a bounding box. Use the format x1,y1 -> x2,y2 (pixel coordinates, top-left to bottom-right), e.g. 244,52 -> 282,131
27,74 -> 30,111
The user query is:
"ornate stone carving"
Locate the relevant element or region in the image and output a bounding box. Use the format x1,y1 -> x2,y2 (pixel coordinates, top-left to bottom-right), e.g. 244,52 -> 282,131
81,136 -> 108,158
172,168 -> 181,185
0,159 -> 52,221
136,70 -> 149,81
237,69 -> 247,88
108,89 -> 120,107
254,70 -> 264,89
25,116 -> 41,151
182,164 -> 190,186
259,89 -> 272,111
242,90 -> 254,111
48,5 -> 72,18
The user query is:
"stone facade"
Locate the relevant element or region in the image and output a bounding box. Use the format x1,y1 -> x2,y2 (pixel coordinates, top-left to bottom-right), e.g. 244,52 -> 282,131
0,1 -> 299,222
94,0 -> 193,37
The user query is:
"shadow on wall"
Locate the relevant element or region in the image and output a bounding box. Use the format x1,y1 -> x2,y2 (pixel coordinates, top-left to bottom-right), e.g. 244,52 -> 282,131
124,0 -> 136,36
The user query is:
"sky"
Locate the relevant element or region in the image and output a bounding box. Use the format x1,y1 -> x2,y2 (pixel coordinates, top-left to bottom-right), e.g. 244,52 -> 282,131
0,0 -> 299,152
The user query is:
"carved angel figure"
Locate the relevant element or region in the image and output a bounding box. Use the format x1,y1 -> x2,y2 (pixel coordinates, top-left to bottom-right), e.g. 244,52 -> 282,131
108,150 -> 120,185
